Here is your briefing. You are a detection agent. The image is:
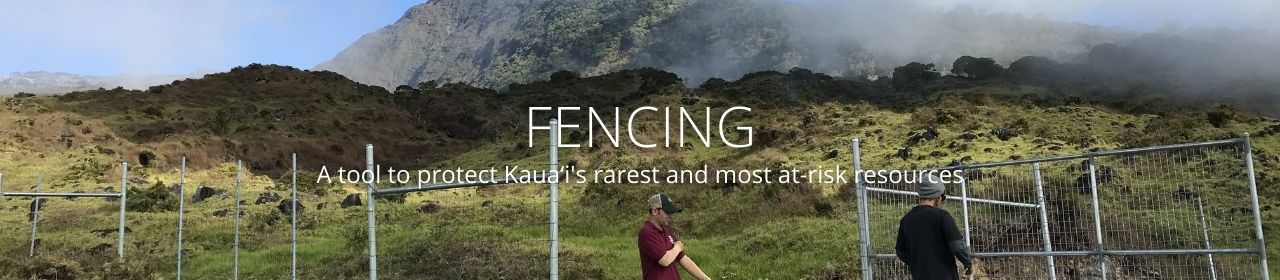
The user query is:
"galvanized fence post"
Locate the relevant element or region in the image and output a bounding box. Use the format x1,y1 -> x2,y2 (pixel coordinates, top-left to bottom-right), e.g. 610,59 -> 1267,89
118,162 -> 128,259
852,138 -> 871,280
958,170 -> 972,280
366,144 -> 378,280
176,157 -> 187,279
29,174 -> 42,257
1195,198 -> 1218,280
234,160 -> 242,280
1032,163 -> 1057,279
549,119 -> 560,280
1086,157 -> 1107,280
1243,134 -> 1270,280
291,153 -> 299,280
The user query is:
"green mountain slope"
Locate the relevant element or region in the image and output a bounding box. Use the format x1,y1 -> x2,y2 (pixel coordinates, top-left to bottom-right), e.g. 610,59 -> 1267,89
0,64 -> 1277,279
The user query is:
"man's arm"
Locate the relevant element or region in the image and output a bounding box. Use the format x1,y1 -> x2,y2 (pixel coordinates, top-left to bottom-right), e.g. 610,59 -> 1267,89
940,212 -> 973,268
895,222 -> 910,264
641,234 -> 684,267
657,241 -> 685,267
678,255 -> 711,280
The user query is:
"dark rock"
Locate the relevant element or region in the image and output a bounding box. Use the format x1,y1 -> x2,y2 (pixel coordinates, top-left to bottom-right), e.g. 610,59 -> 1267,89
991,127 -> 1019,141
256,192 -> 282,205
1074,160 -> 1116,184
28,198 -> 46,221
34,259 -> 73,280
481,200 -> 493,207
1075,174 -> 1093,194
89,227 -> 131,237
568,130 -> 585,144
138,151 -> 155,167
277,199 -> 304,216
317,203 -> 326,210
960,130 -> 977,142
906,134 -> 925,146
896,148 -> 912,160
1097,165 -> 1116,184
824,150 -> 839,160
813,201 -> 834,217
418,201 -> 440,214
922,127 -> 940,140
929,151 -> 946,158
1262,123 -> 1280,137
721,181 -> 737,195
89,243 -> 112,254
1173,186 -> 1196,202
802,112 -> 818,126
680,96 -> 698,106
193,186 -> 220,203
213,209 -> 231,218
964,169 -> 985,181
340,194 -> 362,208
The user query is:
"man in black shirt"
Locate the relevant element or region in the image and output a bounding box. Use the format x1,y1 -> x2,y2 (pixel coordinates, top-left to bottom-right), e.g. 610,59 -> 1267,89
896,174 -> 974,279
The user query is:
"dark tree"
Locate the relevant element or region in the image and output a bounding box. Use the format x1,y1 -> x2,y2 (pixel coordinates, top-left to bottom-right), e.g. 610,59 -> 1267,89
951,56 -> 1003,79
550,70 -> 580,83
892,62 -> 941,88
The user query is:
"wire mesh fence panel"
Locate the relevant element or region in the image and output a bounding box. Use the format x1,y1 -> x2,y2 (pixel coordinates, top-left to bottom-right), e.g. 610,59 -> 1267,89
1090,145 -> 1258,251
868,256 -> 912,279
365,166 -> 558,279
1108,254 -> 1263,280
1048,256 -> 1106,278
858,137 -> 1268,279
392,195 -> 551,278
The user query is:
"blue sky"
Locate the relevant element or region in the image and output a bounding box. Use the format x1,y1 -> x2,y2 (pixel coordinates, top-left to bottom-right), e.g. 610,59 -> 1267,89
1,0 -> 1276,76
0,0 -> 424,76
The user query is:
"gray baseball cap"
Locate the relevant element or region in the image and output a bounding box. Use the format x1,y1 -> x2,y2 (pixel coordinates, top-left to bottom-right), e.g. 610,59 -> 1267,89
648,193 -> 682,214
916,174 -> 946,199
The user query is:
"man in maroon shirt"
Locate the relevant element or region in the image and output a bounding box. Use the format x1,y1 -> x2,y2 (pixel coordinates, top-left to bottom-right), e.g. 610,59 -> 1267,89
638,193 -> 711,280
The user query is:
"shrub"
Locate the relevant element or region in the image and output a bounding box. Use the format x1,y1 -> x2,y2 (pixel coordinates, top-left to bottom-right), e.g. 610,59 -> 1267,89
127,181 -> 178,212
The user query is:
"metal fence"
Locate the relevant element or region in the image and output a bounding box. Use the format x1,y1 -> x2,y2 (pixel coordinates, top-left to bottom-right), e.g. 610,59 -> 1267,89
0,163 -> 130,259
0,119 -> 564,279
854,135 -> 1270,279
362,118 -> 562,280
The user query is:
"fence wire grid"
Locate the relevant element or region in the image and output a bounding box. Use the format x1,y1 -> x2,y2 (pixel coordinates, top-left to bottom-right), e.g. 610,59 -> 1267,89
856,136 -> 1269,279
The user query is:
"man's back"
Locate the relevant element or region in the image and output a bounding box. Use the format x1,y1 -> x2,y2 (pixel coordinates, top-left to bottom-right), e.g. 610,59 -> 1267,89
896,205 -> 962,279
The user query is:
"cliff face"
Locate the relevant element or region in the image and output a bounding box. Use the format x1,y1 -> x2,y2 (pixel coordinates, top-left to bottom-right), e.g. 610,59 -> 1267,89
316,0 -> 1131,90
315,0 -> 539,89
